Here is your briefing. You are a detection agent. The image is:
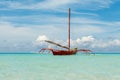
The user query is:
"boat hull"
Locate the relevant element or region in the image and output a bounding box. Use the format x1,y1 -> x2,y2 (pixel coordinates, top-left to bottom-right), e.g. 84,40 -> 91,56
52,50 -> 77,55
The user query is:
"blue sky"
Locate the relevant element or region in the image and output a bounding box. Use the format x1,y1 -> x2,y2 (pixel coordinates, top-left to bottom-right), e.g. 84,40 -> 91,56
0,0 -> 120,52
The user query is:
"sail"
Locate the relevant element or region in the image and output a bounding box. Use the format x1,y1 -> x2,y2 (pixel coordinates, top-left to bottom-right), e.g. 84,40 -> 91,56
45,40 -> 69,49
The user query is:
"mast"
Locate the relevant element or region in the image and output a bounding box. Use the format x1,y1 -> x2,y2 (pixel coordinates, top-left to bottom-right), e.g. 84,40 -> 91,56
68,8 -> 70,50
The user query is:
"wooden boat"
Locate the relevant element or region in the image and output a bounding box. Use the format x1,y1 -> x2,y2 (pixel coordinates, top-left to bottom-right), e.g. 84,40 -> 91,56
40,47 -> 78,55
39,8 -> 92,55
52,50 -> 77,55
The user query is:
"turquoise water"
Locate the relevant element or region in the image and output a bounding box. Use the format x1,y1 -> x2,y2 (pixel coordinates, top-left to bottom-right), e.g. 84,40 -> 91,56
0,53 -> 120,80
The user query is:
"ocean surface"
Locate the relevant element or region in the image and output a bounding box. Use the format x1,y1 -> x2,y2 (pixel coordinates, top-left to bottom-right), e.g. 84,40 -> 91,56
0,53 -> 120,80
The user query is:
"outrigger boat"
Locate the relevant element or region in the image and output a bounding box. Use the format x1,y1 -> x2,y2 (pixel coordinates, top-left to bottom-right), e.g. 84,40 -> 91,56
39,8 -> 92,55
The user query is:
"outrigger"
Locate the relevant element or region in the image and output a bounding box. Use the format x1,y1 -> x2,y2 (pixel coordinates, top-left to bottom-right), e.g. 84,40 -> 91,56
39,8 -> 93,55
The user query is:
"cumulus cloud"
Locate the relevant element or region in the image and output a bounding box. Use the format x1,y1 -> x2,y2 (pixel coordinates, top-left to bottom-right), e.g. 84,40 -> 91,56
76,36 -> 95,43
36,35 -> 48,42
108,39 -> 120,46
35,35 -> 120,52
70,36 -> 95,48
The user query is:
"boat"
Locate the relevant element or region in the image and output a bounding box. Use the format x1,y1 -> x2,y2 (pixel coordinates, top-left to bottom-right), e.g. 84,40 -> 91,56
39,8 -> 92,55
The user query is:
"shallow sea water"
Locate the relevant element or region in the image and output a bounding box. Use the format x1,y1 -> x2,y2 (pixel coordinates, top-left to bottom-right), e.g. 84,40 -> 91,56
0,53 -> 120,80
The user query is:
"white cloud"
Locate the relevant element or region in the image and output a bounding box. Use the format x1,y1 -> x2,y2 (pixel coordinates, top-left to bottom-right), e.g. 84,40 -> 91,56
0,21 -> 35,40
0,21 -> 39,52
0,0 -> 116,10
72,36 -> 95,48
76,36 -> 95,43
109,39 -> 120,46
0,20 -> 120,52
36,35 -> 48,42
91,40 -> 108,48
74,0 -> 114,10
91,39 -> 120,49
72,25 -> 104,35
1,14 -> 120,39
1,15 -> 119,39
35,35 -> 120,51
34,0 -> 76,9
0,0 -> 75,9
